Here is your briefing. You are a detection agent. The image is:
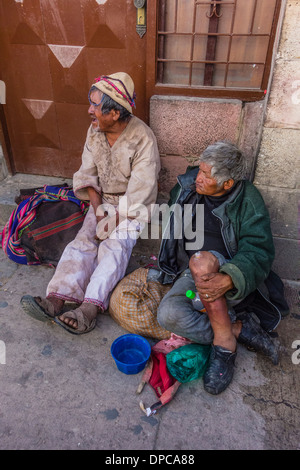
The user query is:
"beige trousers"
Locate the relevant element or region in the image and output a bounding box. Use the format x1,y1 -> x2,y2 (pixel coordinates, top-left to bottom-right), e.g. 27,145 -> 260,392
46,205 -> 143,311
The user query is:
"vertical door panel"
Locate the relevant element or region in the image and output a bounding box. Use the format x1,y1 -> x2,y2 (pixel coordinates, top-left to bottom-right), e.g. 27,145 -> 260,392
0,0 -> 147,177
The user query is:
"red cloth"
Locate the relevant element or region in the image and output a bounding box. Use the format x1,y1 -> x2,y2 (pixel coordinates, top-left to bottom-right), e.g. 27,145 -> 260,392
149,350 -> 176,398
138,334 -> 190,414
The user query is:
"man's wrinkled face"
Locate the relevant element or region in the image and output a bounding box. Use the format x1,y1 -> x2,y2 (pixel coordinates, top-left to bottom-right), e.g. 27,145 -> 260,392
195,162 -> 227,197
88,90 -> 115,132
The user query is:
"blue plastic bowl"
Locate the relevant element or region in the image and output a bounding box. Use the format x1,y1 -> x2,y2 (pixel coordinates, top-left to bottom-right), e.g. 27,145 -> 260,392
111,334 -> 151,375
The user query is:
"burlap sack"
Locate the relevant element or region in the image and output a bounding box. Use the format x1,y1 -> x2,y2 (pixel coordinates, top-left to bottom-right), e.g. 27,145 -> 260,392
109,267 -> 171,340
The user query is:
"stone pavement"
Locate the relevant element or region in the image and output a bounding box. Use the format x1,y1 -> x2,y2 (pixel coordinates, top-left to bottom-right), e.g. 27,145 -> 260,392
0,174 -> 299,451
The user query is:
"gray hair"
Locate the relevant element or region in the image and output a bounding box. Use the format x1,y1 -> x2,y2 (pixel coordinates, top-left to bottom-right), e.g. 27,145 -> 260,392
199,141 -> 246,185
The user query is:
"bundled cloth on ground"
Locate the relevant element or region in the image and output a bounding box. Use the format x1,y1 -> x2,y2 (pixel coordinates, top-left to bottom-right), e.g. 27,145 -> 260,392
109,267 -> 212,415
137,333 -> 211,416
1,185 -> 89,266
109,267 -> 172,340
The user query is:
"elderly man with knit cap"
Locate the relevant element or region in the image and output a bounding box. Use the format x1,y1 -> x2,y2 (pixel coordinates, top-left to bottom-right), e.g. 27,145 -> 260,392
21,72 -> 161,334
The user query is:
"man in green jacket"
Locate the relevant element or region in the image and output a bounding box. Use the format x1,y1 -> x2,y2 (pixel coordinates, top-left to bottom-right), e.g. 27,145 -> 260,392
157,141 -> 288,395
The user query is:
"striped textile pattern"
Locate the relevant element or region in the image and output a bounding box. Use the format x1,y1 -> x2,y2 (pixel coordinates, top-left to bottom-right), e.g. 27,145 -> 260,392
1,185 -> 89,265
29,211 -> 85,242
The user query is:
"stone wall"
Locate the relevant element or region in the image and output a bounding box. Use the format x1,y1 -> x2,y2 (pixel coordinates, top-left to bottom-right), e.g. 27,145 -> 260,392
149,1 -> 299,312
253,0 -> 299,307
150,96 -> 265,198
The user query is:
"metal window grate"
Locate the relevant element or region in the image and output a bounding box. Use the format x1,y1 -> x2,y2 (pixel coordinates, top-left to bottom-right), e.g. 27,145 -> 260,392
156,0 -> 279,91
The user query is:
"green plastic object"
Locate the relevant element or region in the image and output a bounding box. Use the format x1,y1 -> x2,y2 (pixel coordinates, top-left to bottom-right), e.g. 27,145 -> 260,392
166,344 -> 211,383
186,290 -> 196,299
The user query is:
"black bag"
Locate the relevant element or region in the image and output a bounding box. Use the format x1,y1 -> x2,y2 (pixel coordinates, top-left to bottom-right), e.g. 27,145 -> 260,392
20,199 -> 86,266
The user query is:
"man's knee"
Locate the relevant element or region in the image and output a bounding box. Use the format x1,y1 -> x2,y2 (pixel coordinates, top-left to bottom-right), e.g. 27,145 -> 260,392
157,296 -> 183,331
189,251 -> 220,276
158,291 -> 214,344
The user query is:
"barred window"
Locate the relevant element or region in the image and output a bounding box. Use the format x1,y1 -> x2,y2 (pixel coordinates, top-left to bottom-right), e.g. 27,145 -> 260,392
153,0 -> 281,100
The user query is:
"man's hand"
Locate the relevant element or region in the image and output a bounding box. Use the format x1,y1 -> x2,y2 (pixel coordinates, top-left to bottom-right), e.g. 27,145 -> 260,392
96,212 -> 120,240
194,272 -> 234,302
95,210 -> 108,240
87,187 -> 102,216
96,210 -> 108,225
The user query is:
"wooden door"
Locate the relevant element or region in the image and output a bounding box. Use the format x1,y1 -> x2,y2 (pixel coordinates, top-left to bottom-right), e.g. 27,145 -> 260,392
0,0 -> 148,178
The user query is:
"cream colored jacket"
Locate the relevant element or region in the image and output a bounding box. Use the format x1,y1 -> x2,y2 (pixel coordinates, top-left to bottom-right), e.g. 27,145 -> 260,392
73,116 -> 161,230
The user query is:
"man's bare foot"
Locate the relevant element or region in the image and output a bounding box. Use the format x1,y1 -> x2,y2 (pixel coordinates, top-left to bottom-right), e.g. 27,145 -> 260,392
232,320 -> 243,339
20,295 -> 64,321
213,320 -> 242,352
33,296 -> 64,317
213,335 -> 237,353
57,302 -> 98,331
43,297 -> 65,316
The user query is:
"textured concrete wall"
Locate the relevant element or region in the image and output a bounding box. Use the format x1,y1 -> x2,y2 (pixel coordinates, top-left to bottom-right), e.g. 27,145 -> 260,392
253,1 -> 300,293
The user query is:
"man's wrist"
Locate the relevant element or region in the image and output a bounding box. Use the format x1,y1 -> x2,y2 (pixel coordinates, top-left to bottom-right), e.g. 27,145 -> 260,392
222,273 -> 234,291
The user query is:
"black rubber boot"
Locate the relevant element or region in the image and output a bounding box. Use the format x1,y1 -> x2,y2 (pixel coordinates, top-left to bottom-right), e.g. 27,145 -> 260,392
237,313 -> 280,365
203,345 -> 236,395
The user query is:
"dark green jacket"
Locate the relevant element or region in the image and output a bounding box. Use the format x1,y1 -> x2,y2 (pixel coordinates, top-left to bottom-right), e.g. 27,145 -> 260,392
158,168 -> 288,331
